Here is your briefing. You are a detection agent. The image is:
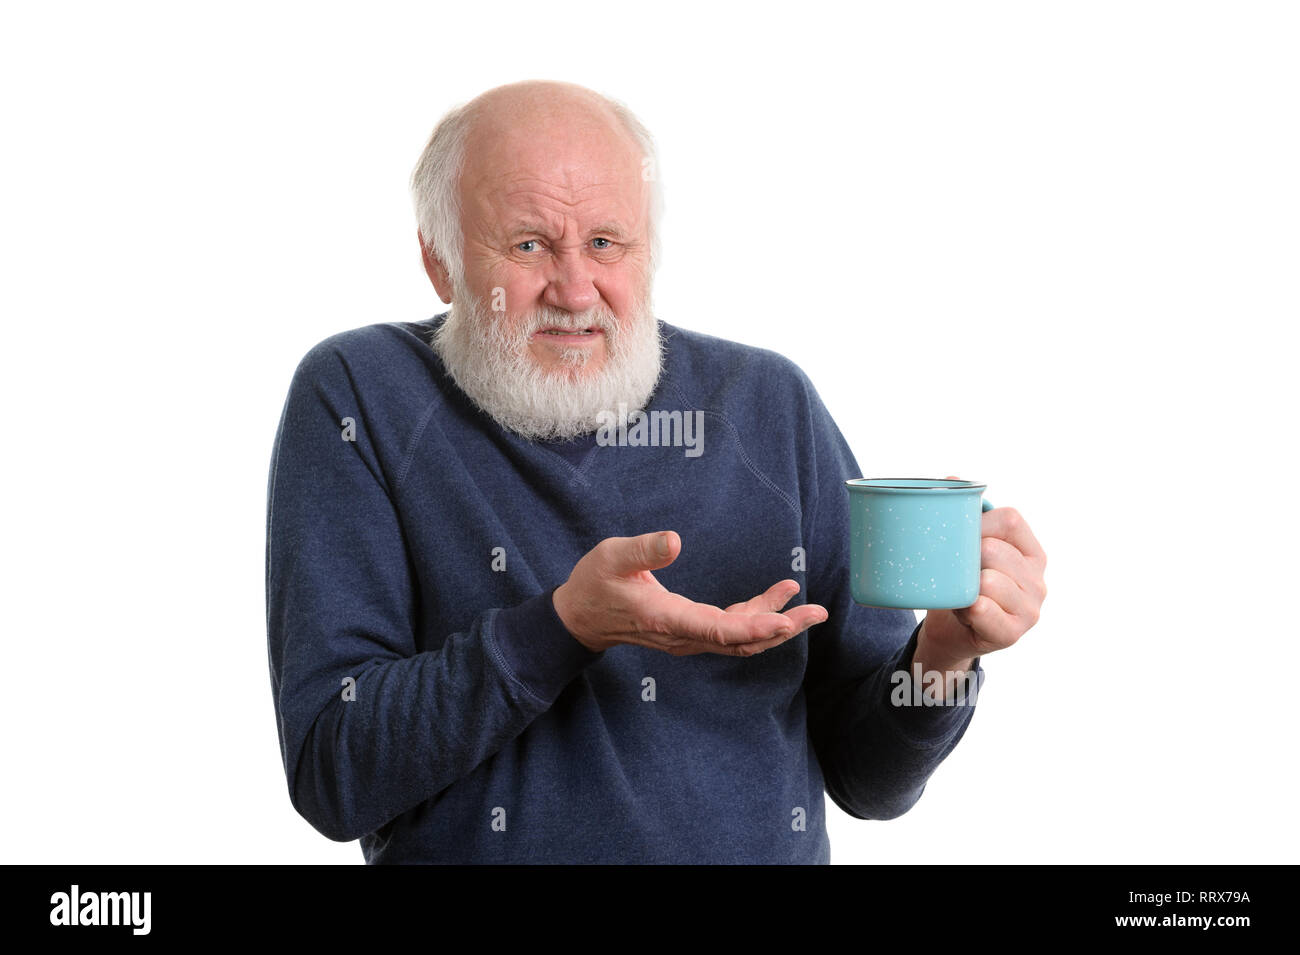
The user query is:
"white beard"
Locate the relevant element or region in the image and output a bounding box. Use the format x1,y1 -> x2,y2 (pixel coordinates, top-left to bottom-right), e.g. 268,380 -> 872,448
431,286 -> 664,441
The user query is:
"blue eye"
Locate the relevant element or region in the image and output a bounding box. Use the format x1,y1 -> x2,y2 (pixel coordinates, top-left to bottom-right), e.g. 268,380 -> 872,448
517,240 -> 538,253
592,237 -> 611,249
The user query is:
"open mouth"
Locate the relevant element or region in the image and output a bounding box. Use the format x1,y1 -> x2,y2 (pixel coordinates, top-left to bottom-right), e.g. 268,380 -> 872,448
536,327 -> 601,336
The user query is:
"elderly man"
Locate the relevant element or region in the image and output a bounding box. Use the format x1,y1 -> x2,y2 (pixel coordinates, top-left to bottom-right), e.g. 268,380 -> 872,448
265,80 -> 1047,864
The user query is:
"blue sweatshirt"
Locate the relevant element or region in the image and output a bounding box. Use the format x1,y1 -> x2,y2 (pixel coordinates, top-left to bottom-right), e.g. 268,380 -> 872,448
265,314 -> 981,863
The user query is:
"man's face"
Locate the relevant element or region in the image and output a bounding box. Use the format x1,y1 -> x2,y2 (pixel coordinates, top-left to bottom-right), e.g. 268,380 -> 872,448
455,112 -> 653,376
427,102 -> 663,441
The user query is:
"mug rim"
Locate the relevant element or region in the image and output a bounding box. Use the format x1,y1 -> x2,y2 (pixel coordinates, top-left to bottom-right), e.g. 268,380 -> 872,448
846,477 -> 987,491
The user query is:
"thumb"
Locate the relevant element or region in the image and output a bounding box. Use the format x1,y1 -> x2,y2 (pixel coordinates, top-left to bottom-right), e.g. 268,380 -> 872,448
603,531 -> 681,577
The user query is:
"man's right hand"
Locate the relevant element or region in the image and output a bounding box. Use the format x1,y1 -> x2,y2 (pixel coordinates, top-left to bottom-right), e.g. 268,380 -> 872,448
552,531 -> 828,657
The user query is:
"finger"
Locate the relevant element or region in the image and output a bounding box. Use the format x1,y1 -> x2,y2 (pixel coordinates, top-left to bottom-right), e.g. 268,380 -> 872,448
646,603 -> 828,657
727,605 -> 830,655
779,603 -> 829,634
724,579 -> 801,614
980,536 -> 1043,602
598,531 -> 681,578
957,568 -> 1036,647
648,592 -> 794,646
720,629 -> 801,657
657,626 -> 801,658
980,567 -> 1037,623
983,507 -> 1047,568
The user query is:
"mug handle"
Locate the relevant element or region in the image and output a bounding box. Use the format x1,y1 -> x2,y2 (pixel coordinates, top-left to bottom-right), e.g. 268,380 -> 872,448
946,476 -> 993,512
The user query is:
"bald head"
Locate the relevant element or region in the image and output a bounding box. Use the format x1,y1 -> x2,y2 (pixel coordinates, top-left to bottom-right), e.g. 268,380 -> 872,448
465,80 -> 639,146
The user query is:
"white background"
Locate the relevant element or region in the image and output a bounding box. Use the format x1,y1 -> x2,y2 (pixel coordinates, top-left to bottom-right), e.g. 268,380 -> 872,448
2,0 -> 1295,864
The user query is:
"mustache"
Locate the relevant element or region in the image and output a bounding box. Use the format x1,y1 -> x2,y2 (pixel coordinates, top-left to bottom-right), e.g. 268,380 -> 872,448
518,305 -> 618,335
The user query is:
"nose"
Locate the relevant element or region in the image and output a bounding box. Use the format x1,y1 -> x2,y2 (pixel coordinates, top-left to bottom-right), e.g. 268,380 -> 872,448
541,248 -> 600,313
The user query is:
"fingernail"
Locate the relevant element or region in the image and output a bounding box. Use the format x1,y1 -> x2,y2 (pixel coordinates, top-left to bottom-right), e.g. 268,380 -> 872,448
655,533 -> 670,557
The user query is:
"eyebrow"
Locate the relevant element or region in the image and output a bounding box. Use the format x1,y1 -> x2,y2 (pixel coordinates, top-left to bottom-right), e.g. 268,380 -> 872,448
504,220 -> 549,238
503,220 -> 630,239
587,222 -> 629,239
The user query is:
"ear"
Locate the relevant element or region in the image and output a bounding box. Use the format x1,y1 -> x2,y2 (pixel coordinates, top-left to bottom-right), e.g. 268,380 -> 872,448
418,232 -> 454,304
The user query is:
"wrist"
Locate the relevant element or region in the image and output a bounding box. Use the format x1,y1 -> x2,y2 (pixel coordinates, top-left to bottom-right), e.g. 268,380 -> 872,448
552,581 -> 607,653
913,618 -> 976,677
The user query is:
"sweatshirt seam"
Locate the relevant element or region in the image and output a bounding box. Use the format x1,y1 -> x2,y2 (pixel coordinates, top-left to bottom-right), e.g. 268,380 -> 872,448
540,441 -> 596,485
394,400 -> 440,495
481,608 -> 551,709
393,315 -> 465,496
665,379 -> 800,517
568,444 -> 598,480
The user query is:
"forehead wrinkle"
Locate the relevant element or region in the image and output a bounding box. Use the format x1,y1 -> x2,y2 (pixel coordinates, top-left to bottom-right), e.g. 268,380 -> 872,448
498,185 -> 636,213
462,128 -> 644,201
496,172 -> 636,201
469,169 -> 637,211
489,184 -> 639,234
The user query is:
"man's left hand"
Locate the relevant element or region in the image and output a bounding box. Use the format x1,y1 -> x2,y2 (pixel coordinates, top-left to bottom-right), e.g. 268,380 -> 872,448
914,477 -> 1048,675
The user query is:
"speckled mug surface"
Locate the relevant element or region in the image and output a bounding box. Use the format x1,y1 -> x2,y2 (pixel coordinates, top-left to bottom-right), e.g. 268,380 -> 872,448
845,478 -> 995,609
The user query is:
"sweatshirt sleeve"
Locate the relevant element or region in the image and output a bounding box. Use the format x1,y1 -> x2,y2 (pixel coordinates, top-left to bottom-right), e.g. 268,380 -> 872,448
265,340 -> 602,843
797,372 -> 982,821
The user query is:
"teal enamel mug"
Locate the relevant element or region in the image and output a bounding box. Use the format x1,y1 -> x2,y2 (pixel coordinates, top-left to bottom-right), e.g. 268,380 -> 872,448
845,478 -> 995,609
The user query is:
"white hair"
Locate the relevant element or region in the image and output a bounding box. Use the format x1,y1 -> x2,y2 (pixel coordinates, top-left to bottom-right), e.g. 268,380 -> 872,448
409,87 -> 664,288
430,276 -> 664,441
